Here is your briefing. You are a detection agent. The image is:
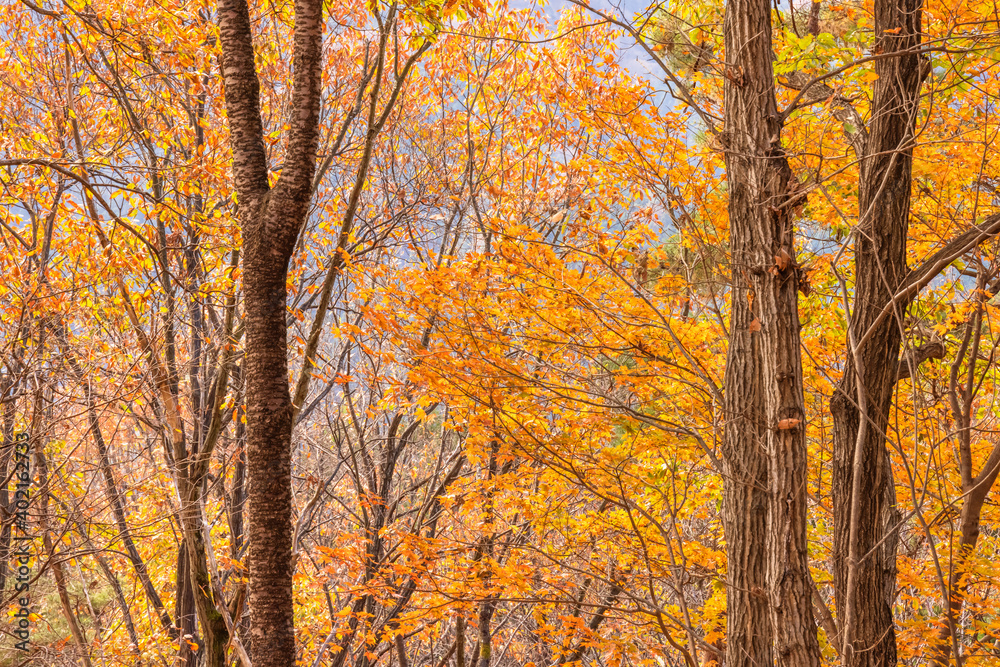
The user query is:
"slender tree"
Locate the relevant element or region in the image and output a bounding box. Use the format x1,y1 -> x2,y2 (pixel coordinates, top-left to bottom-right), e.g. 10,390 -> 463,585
217,0 -> 325,663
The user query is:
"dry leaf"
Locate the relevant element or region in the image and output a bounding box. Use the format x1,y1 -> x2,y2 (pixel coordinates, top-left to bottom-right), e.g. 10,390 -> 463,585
777,418 -> 802,430
775,248 -> 791,272
749,317 -> 761,333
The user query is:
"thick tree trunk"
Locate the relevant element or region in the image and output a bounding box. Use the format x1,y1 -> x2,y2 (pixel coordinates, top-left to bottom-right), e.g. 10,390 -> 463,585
243,249 -> 298,663
721,0 -> 820,665
217,1 -> 324,665
830,1 -> 924,664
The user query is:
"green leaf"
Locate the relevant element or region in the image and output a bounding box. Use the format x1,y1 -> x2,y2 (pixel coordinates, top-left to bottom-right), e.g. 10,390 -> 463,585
817,32 -> 836,48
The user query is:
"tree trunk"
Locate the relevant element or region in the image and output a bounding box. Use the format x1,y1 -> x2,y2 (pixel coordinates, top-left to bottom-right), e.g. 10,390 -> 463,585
230,402 -> 247,560
175,540 -> 199,665
721,0 -> 821,664
830,1 -> 924,664
455,616 -> 466,667
473,441 -> 499,667
808,2 -> 821,36
180,487 -> 230,667
216,0 -> 324,664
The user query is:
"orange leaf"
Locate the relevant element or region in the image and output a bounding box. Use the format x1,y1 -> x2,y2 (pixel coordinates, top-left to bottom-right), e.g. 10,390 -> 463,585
775,248 -> 791,272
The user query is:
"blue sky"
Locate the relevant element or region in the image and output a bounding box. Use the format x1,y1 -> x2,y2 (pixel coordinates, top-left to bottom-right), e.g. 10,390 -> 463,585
513,0 -> 668,84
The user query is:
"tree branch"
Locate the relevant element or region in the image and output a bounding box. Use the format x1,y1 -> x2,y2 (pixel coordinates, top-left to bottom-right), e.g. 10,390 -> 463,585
272,0 -> 325,204
857,213 -> 1000,352
895,341 -> 946,382
216,0 -> 270,201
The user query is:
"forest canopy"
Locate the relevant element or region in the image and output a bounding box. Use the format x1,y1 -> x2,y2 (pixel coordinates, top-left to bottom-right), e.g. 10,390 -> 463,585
1,0 -> 1000,666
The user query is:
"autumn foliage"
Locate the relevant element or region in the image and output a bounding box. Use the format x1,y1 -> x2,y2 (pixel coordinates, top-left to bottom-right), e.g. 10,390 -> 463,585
2,0 -> 1000,666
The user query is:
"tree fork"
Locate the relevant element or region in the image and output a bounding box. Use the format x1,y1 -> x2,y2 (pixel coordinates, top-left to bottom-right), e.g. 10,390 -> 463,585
217,0 -> 324,664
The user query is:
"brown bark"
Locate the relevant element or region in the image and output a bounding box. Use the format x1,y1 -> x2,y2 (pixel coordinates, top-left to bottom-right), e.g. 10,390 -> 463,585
176,540 -> 199,665
473,441 -> 499,667
456,616 -> 467,667
830,1 -> 924,665
217,0 -> 324,664
808,2 -> 821,36
395,633 -> 411,667
721,0 -> 821,664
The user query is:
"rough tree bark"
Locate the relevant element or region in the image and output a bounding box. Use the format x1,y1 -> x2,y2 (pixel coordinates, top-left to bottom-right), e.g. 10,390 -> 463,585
830,1 -> 924,665
721,0 -> 821,665
216,0 -> 325,664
